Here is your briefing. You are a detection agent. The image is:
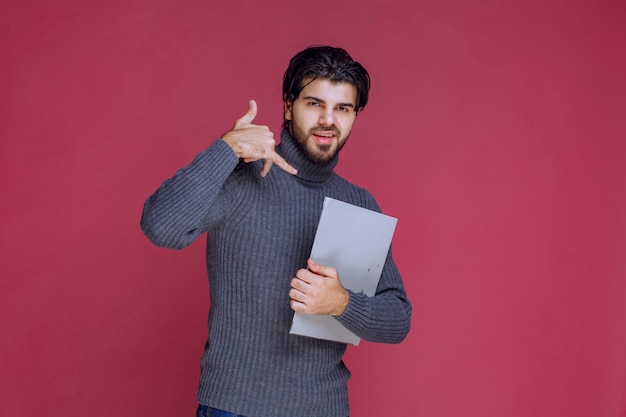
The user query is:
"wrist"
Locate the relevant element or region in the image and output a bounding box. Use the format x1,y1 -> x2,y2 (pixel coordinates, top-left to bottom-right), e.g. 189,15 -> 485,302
331,289 -> 350,317
221,133 -> 241,158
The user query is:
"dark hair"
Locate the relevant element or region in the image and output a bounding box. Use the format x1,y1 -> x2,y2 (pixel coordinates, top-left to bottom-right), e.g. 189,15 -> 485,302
282,46 -> 370,129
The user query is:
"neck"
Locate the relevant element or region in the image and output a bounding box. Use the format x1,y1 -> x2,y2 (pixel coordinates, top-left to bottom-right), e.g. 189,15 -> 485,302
277,130 -> 338,183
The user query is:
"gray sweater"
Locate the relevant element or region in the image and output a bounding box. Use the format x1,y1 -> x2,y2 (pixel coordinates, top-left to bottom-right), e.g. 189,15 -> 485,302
141,130 -> 411,417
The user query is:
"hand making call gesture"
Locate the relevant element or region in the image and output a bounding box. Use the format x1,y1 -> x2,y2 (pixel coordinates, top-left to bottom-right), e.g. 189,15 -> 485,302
222,100 -> 298,177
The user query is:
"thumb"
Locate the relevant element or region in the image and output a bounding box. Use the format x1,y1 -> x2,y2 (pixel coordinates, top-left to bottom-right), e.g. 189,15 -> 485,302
308,259 -> 336,278
237,99 -> 257,126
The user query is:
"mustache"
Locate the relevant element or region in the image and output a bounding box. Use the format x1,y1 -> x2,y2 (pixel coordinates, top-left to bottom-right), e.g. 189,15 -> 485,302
310,126 -> 340,135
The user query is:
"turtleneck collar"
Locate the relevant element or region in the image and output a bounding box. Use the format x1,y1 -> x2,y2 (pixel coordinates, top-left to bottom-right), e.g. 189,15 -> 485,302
276,129 -> 338,183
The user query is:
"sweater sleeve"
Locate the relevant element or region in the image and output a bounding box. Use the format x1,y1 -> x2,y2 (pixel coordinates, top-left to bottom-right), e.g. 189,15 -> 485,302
140,139 -> 240,249
334,248 -> 412,344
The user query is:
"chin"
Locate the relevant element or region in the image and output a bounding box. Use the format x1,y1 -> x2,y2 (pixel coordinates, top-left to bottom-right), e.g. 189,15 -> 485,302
305,149 -> 336,165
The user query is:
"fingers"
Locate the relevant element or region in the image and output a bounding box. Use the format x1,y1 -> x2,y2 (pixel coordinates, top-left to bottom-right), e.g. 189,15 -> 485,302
289,278 -> 307,299
290,298 -> 307,313
226,100 -> 298,177
307,259 -> 336,278
264,152 -> 297,176
234,100 -> 257,128
289,275 -> 312,313
260,159 -> 274,177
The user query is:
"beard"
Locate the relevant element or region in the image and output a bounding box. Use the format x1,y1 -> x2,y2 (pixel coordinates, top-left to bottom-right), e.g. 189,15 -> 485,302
289,122 -> 350,166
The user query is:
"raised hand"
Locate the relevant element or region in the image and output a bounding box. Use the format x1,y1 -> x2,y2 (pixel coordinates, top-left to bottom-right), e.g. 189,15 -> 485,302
222,100 -> 297,177
289,259 -> 349,316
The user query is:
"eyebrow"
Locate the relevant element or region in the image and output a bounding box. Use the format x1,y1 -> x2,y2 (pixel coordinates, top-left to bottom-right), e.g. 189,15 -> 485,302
303,95 -> 355,109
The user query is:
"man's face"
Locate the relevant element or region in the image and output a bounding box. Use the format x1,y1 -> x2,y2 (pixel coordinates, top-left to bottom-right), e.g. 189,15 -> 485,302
284,78 -> 357,165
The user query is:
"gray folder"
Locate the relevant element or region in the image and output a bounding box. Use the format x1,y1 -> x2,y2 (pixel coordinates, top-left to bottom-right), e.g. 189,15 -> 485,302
289,197 -> 398,345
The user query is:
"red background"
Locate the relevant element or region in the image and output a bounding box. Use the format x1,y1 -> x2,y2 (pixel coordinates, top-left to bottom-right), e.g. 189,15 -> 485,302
2,1 -> 625,416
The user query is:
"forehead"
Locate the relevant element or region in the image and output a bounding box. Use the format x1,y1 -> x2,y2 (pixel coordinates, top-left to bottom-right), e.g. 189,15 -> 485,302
298,78 -> 357,105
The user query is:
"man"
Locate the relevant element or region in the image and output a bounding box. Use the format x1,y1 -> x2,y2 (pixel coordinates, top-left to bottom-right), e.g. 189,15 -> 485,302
141,46 -> 411,417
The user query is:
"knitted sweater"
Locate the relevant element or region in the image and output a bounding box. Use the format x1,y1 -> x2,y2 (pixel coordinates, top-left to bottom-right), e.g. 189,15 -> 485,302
140,130 -> 412,417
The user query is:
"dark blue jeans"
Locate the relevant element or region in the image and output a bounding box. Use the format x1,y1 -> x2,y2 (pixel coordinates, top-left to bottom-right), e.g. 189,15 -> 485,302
196,404 -> 246,417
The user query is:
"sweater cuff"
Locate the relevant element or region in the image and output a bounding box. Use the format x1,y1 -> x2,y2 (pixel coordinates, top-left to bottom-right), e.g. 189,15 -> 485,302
196,138 -> 239,171
334,290 -> 369,329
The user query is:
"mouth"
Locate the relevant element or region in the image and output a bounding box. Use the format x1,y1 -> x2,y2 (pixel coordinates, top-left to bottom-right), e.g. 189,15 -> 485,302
311,130 -> 337,145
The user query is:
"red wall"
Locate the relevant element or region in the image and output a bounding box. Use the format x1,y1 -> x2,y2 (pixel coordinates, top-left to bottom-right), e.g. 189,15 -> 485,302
2,1 -> 625,416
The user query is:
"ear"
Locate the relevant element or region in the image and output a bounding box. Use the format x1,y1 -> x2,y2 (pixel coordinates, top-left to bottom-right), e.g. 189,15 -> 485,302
284,100 -> 293,121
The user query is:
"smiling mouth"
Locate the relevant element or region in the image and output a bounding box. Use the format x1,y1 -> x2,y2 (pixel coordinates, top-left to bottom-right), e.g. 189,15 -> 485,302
311,128 -> 338,145
312,133 -> 334,145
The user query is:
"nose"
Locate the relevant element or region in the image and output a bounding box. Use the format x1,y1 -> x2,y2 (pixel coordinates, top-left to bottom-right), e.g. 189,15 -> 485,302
318,107 -> 335,127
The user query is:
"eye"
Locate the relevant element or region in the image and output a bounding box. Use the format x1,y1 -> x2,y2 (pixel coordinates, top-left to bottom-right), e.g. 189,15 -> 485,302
308,101 -> 320,107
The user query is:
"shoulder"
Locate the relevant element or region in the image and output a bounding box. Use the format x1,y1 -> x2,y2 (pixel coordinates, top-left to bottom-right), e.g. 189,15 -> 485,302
331,176 -> 381,212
